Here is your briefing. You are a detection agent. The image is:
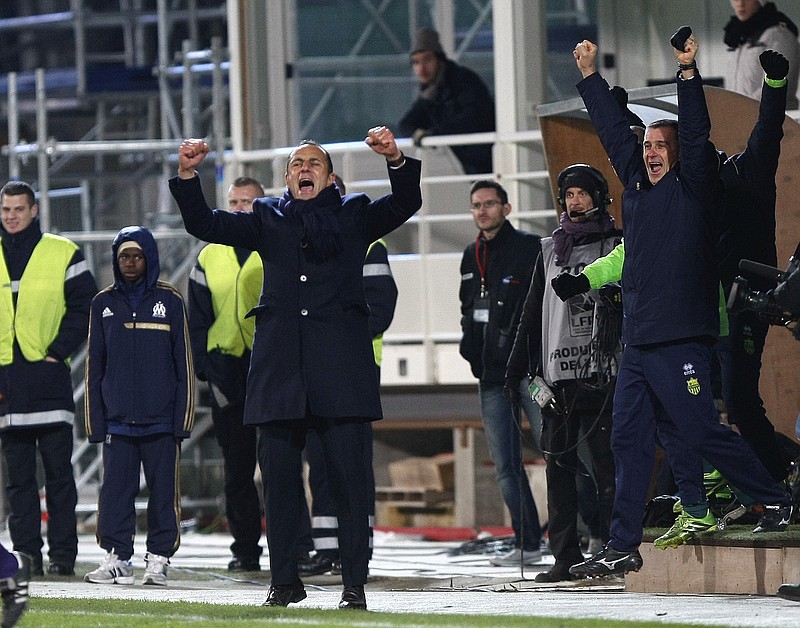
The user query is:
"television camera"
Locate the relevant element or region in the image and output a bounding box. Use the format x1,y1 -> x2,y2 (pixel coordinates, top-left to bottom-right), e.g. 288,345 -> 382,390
727,243 -> 800,340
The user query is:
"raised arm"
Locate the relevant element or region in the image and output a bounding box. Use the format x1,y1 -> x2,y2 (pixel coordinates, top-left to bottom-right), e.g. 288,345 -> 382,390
574,41 -> 641,185
666,27 -> 719,200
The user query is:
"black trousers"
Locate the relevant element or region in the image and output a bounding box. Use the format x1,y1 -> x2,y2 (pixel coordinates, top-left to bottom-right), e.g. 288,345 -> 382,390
541,384 -> 615,567
259,417 -> 372,587
303,422 -> 375,560
717,312 -> 791,482
211,402 -> 262,560
1,424 -> 78,565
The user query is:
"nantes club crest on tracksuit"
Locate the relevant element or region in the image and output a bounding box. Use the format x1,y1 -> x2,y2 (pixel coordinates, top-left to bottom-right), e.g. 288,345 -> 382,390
683,363 -> 700,396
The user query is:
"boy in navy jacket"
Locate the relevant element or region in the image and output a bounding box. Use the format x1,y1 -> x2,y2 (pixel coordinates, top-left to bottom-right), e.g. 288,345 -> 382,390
84,226 -> 194,586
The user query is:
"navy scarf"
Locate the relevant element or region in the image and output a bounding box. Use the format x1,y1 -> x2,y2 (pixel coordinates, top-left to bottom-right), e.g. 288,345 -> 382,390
279,185 -> 343,262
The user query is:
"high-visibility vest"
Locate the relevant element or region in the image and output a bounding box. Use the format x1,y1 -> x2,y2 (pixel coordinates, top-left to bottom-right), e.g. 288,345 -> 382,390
198,244 -> 263,356
365,239 -> 388,367
0,234 -> 77,365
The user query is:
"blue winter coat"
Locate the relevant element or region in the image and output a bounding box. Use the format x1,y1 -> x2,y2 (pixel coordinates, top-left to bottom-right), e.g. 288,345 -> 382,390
85,226 -> 194,442
169,159 -> 422,424
577,71 -> 721,346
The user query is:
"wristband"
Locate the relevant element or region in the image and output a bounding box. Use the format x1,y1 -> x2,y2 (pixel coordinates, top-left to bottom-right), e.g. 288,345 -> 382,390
765,76 -> 788,88
678,61 -> 697,71
386,152 -> 405,168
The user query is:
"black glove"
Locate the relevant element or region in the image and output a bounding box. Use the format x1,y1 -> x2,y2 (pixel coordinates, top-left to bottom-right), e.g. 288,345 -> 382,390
610,85 -> 628,108
503,378 -> 522,406
611,85 -> 646,130
551,272 -> 590,301
760,49 -> 789,81
670,25 -> 692,52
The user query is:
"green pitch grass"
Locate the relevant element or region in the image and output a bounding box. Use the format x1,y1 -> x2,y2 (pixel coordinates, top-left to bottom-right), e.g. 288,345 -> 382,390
22,597 -> 745,627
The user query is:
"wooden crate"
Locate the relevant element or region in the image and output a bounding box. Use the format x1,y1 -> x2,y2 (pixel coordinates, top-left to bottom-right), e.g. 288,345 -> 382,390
387,453 -> 455,491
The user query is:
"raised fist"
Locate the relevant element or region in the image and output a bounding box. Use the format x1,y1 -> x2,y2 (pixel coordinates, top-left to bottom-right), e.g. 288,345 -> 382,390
760,49 -> 789,81
670,25 -> 692,52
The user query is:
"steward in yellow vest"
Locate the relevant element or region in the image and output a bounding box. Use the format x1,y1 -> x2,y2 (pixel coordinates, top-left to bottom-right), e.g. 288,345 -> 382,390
186,176 -> 265,573
0,180 -> 97,575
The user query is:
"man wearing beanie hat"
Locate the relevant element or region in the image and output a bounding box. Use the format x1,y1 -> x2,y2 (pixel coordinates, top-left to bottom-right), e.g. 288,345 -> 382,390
505,163 -> 621,582
724,0 -> 800,108
85,226 -> 194,587
398,27 -> 495,174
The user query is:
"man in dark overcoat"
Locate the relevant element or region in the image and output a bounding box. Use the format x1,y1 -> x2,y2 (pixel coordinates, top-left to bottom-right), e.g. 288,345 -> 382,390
169,126 -> 421,611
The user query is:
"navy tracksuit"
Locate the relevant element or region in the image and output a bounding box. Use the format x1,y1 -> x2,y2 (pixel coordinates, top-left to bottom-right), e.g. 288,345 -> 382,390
578,70 -> 790,552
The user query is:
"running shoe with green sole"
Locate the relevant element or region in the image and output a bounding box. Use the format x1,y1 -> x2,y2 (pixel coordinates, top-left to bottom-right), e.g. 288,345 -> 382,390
653,508 -> 718,549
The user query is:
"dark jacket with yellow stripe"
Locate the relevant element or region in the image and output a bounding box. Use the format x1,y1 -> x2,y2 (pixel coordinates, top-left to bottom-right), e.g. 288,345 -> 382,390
85,226 -> 194,442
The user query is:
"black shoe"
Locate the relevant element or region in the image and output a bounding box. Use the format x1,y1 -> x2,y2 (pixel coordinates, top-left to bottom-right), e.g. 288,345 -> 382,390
28,556 -> 42,578
534,563 -> 579,583
227,556 -> 260,572
753,504 -> 793,533
329,561 -> 342,576
778,583 -> 800,602
297,553 -> 333,577
262,580 -> 306,607
46,562 -> 74,576
338,585 -> 367,610
1,552 -> 30,628
568,545 -> 643,579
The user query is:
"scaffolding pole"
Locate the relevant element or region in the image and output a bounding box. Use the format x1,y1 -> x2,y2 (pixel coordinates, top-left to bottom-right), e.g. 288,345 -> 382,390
35,69 -> 50,232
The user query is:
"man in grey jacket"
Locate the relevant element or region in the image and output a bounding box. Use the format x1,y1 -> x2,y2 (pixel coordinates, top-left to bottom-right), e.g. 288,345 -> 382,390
724,0 -> 800,108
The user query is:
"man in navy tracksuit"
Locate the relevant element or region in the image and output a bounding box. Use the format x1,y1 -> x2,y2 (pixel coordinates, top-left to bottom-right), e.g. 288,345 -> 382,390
568,33 -> 791,578
84,226 -> 194,587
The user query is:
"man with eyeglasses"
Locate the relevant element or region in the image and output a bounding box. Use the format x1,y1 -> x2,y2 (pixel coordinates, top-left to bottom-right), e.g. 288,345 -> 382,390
458,180 -> 544,567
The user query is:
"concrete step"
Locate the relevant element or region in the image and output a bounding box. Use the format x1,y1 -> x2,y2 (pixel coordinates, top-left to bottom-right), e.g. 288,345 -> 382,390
627,528 -> 800,594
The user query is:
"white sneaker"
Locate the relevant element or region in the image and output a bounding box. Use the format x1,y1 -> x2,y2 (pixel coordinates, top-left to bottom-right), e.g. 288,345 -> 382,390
142,553 -> 169,586
489,548 -> 543,567
84,551 -> 134,585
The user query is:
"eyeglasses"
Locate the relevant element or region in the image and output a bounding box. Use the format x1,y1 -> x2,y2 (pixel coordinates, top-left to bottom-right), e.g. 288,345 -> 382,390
469,199 -> 503,211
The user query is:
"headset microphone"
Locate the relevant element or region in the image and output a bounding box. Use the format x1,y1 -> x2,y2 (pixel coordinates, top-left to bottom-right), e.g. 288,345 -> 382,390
569,206 -> 600,219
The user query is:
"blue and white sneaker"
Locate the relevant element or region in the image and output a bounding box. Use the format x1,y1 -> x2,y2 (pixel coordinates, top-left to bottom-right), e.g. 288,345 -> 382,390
142,553 -> 169,586
84,551 -> 134,585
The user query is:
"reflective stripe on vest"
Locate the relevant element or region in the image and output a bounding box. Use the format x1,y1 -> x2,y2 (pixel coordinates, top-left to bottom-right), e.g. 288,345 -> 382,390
365,239 -> 388,367
0,234 -> 76,365
198,244 -> 262,356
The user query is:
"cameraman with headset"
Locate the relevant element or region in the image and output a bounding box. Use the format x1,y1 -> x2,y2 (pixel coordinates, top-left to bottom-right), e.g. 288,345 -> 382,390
505,164 -> 622,582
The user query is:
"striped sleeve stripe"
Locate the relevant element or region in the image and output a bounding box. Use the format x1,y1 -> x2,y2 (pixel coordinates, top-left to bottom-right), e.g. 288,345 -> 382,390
362,263 -> 392,277
64,259 -> 90,281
